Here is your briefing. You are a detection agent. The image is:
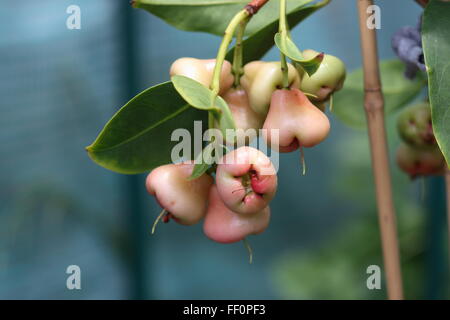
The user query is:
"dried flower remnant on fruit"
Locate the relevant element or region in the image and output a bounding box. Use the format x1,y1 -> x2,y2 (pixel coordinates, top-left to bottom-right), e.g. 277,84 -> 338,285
216,147 -> 277,215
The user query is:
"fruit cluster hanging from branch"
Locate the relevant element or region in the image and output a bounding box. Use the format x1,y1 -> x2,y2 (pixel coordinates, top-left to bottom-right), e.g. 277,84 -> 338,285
87,0 -> 347,261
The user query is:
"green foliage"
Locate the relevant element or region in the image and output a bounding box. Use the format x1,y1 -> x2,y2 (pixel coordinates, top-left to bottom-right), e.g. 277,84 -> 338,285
133,0 -> 317,36
134,0 -> 329,64
274,32 -> 323,76
189,143 -> 215,180
422,0 -> 450,167
87,82 -> 207,174
171,75 -> 236,136
227,0 -> 330,64
171,75 -> 221,111
333,60 -> 426,129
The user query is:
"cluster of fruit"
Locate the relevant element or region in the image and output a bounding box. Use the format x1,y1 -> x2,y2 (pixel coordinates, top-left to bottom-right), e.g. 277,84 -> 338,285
146,147 -> 275,245
145,52 -> 345,255
170,52 -> 345,151
396,102 -> 446,178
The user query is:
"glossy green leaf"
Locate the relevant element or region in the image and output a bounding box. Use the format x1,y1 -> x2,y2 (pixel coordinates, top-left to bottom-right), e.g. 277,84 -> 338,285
226,0 -> 330,64
87,82 -> 207,174
274,32 -> 323,76
422,0 -> 450,167
171,75 -> 219,111
333,60 -> 427,129
133,0 -> 317,36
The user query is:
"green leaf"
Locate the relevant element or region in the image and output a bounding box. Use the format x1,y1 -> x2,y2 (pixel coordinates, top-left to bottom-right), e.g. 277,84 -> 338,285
274,32 -> 323,76
86,82 -> 207,174
226,0 -> 330,64
189,162 -> 210,180
171,75 -> 235,135
422,0 -> 450,167
333,60 -> 427,129
171,75 -> 220,111
133,0 -> 318,36
216,95 -> 236,133
188,143 -> 215,180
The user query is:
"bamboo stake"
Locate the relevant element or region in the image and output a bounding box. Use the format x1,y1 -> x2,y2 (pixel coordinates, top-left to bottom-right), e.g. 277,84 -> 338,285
357,0 -> 404,300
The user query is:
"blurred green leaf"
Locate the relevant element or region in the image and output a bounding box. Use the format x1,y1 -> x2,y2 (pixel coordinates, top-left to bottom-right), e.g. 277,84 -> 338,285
226,0 -> 330,64
422,0 -> 450,167
272,129 -> 427,299
333,60 -> 426,129
274,32 -> 323,76
87,82 -> 207,174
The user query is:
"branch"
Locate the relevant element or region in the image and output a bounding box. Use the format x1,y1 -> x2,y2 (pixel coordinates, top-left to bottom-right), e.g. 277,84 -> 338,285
415,0 -> 429,8
211,0 -> 270,96
245,0 -> 270,15
357,0 -> 404,300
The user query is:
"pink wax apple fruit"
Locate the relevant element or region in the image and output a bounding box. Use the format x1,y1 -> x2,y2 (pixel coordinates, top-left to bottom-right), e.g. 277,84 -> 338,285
215,146 -> 277,215
203,186 -> 271,244
219,88 -> 265,145
396,143 -> 447,179
145,162 -> 213,226
169,57 -> 234,94
263,88 -> 330,152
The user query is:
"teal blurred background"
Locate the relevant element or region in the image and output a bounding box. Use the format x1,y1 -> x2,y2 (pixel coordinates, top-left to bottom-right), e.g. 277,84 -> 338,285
0,0 -> 448,299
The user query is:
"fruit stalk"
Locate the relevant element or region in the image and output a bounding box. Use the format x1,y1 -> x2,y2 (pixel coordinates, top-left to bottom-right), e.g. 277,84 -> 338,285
211,0 -> 270,97
232,18 -> 250,87
278,0 -> 290,89
211,9 -> 250,97
357,0 -> 404,300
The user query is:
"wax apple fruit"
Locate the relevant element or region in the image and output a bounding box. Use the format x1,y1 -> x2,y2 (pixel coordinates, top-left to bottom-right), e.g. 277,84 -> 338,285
170,57 -> 234,94
396,143 -> 446,178
219,88 -> 264,145
146,162 -> 213,225
300,49 -> 346,102
397,103 -> 436,148
263,88 -> 330,152
215,147 -> 277,215
241,61 -> 301,116
203,186 -> 270,244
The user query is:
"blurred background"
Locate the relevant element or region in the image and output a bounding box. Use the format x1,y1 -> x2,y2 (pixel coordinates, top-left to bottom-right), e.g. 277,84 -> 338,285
0,0 -> 448,299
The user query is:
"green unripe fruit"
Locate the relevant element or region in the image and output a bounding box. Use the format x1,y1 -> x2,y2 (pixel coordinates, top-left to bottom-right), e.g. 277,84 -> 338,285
397,102 -> 436,148
300,49 -> 346,102
241,61 -> 301,116
396,143 -> 446,179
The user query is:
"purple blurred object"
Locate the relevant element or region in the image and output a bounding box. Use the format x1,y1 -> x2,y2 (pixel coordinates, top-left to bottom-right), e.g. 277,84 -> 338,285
391,16 -> 425,79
